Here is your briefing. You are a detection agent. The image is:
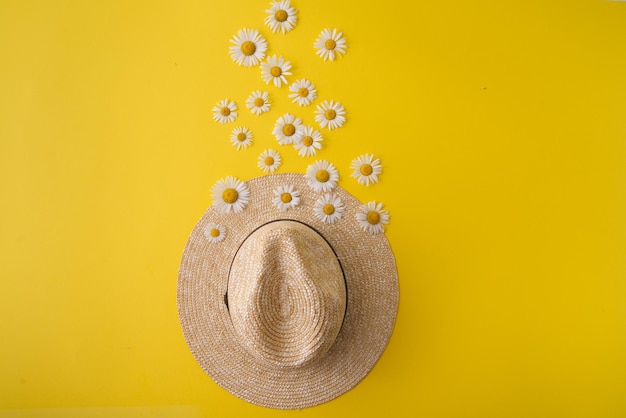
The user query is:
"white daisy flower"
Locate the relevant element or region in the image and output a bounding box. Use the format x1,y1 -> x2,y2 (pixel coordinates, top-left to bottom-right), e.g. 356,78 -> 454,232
229,28 -> 268,67
203,223 -> 226,243
294,125 -> 323,157
258,149 -> 282,173
288,79 -> 317,106
272,185 -> 301,211
246,90 -> 271,115
273,113 -> 304,145
314,194 -> 344,225
314,100 -> 346,130
261,55 -> 292,87
306,159 -> 339,192
264,0 -> 298,34
314,28 -> 347,61
350,153 -> 382,186
210,176 -> 250,214
356,201 -> 390,234
230,127 -> 253,150
212,99 -> 238,124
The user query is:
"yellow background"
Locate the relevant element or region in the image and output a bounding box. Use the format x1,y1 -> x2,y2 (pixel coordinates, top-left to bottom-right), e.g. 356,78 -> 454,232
1,0 -> 626,417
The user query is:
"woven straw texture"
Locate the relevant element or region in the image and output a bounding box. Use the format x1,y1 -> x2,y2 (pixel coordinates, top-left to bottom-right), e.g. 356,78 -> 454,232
228,221 -> 347,369
177,173 -> 399,409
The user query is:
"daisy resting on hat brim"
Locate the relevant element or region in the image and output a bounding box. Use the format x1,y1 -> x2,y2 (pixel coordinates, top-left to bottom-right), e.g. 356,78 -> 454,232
261,55 -> 292,87
265,0 -> 298,34
314,28 -> 347,61
294,126 -> 323,157
306,160 -> 339,192
314,193 -> 345,224
246,90 -> 271,115
273,113 -> 304,145
203,223 -> 226,243
272,185 -> 301,211
212,99 -> 238,124
314,100 -> 346,130
211,176 -> 250,214
356,201 -> 390,235
350,153 -> 382,186
229,28 -> 268,67
230,126 -> 253,150
258,149 -> 282,173
288,79 -> 317,107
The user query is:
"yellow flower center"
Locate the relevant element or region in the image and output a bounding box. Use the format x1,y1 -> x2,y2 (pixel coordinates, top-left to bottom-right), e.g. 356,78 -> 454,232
237,132 -> 247,142
220,107 -> 231,116
302,136 -> 313,146
270,66 -> 282,77
281,193 -> 292,203
222,188 -> 238,204
254,97 -> 265,107
264,156 -> 275,166
298,87 -> 309,97
323,204 -> 335,215
275,9 -> 288,22
316,170 -> 329,183
282,123 -> 295,136
325,39 -> 336,50
241,41 -> 256,56
359,163 -> 373,176
210,228 -> 220,238
325,109 -> 336,120
366,211 -> 380,225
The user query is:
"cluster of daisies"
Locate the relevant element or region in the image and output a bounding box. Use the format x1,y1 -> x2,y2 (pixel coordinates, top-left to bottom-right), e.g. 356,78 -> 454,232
211,0 -> 349,170
203,1 -> 390,242
204,167 -> 390,243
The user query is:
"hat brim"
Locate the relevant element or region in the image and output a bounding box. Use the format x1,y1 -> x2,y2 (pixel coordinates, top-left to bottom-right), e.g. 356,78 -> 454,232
177,173 -> 399,409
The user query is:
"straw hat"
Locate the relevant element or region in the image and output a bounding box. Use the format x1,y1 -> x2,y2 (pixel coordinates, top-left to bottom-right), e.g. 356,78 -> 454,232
177,172 -> 398,409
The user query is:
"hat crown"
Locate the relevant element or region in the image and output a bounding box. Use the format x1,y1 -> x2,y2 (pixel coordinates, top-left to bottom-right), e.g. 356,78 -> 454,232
228,221 -> 346,368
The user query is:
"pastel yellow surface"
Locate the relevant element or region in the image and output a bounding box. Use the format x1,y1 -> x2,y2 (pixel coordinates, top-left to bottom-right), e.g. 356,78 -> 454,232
1,1 -> 626,417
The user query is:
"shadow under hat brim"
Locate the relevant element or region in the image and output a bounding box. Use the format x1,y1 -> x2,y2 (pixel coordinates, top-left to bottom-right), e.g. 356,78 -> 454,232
177,172 -> 399,409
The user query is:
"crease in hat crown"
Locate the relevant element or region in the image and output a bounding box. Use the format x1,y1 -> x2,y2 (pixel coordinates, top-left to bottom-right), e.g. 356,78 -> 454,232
228,221 -> 346,368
